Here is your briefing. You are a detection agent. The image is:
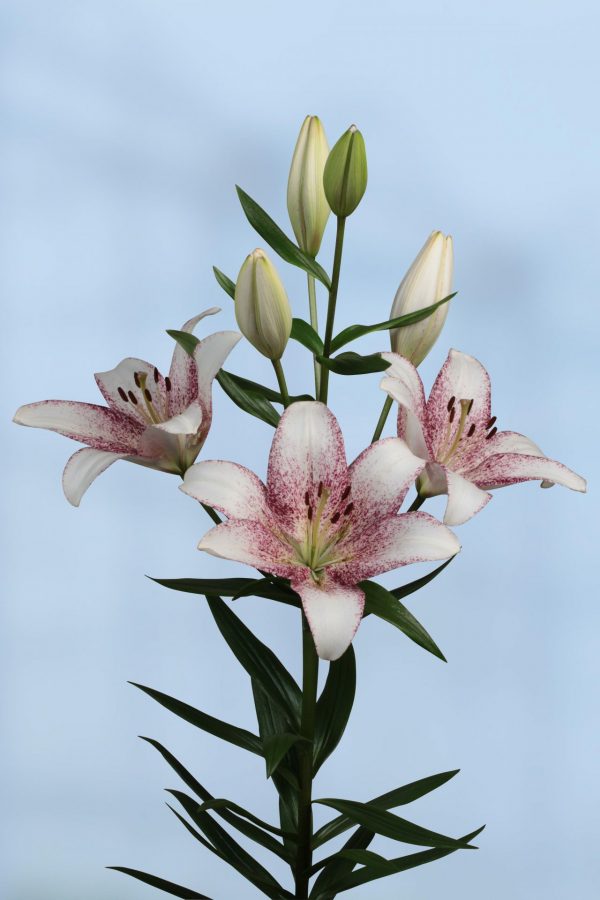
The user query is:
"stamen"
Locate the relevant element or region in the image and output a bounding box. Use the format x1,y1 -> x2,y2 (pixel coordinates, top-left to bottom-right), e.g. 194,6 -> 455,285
165,376 -> 172,392
449,407 -> 456,423
467,423 -> 475,437
467,399 -> 474,414
134,372 -> 141,388
341,484 -> 351,501
128,391 -> 138,404
304,491 -> 310,506
318,481 -> 323,497
440,398 -> 472,464
153,367 -> 159,383
486,416 -> 497,430
344,502 -> 354,516
486,426 -> 497,440
447,396 -> 455,411
144,389 -> 153,403
331,511 -> 341,524
118,387 -> 128,402
307,506 -> 313,520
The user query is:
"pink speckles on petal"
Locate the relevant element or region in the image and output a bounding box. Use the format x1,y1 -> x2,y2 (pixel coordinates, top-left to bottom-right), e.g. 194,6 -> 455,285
349,437 -> 425,529
426,349 -> 491,460
198,519 -> 297,578
13,399 -> 144,453
467,452 -> 587,493
181,460 -> 269,521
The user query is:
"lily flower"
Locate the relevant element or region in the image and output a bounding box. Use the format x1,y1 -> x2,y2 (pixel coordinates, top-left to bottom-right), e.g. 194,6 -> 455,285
13,308 -> 240,506
380,349 -> 587,526
181,401 -> 460,661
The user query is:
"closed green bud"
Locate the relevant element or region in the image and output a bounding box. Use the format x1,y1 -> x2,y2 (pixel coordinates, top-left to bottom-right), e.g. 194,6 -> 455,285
234,249 -> 292,360
323,125 -> 368,217
287,115 -> 331,256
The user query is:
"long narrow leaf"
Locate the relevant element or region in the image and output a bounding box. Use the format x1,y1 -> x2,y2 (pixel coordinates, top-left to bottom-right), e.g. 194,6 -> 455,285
313,646 -> 356,774
217,370 -> 280,427
317,352 -> 391,375
361,580 -> 446,662
212,266 -> 235,299
291,318 -> 324,355
221,370 -> 312,405
108,866 -> 212,899
150,575 -> 299,606
390,557 -> 454,600
236,186 -> 331,289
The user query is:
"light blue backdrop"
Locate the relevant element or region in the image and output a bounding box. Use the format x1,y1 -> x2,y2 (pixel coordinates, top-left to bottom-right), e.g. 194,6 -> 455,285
2,1 -> 598,898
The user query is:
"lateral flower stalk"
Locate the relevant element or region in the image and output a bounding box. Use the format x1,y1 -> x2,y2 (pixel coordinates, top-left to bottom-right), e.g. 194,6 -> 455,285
287,115 -> 331,257
235,249 -> 293,360
181,401 -> 460,661
380,349 -> 587,525
13,309 -> 240,505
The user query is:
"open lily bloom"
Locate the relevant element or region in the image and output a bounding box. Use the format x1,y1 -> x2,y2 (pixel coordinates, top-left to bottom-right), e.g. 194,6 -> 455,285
380,349 -> 587,527
13,309 -> 240,506
181,401 -> 460,661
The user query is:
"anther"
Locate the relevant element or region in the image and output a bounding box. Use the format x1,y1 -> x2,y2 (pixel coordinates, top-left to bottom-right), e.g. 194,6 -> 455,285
318,481 -> 323,497
486,426 -> 497,440
144,389 -> 153,403
331,511 -> 341,524
165,376 -> 172,392
447,396 -> 455,411
344,502 -> 354,516
304,491 -> 310,506
118,387 -> 128,402
307,506 -> 313,521
153,367 -> 159,383
467,399 -> 474,414
467,423 -> 475,437
449,407 -> 456,423
128,390 -> 138,404
341,485 -> 351,501
134,372 -> 141,388
486,416 -> 497,430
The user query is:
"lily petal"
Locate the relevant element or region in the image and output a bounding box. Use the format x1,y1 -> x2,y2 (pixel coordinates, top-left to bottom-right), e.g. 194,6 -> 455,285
333,511 -> 460,583
294,576 -> 365,661
349,437 -> 425,528
194,331 -> 241,412
154,401 -> 203,436
198,520 -> 293,578
95,358 -> 166,423
181,460 -> 268,521
380,352 -> 430,458
168,308 -> 221,416
267,402 -> 349,538
426,349 -> 491,458
467,452 -> 587,493
13,400 -> 143,453
443,468 -> 492,526
62,447 -> 126,506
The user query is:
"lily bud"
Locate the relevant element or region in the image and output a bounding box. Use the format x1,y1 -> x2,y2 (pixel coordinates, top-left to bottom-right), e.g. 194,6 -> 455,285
389,231 -> 454,366
234,249 -> 292,360
323,125 -> 368,217
287,115 -> 331,256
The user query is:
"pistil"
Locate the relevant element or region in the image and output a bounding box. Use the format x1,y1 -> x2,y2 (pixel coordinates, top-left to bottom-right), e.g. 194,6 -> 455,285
440,398 -> 472,463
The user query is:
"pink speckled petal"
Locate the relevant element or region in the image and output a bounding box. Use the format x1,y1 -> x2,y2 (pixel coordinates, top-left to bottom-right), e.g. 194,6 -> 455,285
380,352 -> 430,458
168,308 -> 221,415
467,452 -> 587,493
267,402 -> 349,538
194,331 -> 241,412
427,350 -> 491,459
95,357 -> 166,424
443,468 -> 492,526
294,575 -> 365,661
198,520 -> 294,578
334,511 -> 460,583
349,437 -> 425,528
62,447 -> 126,506
155,401 -> 203,436
181,460 -> 268,521
13,400 -> 144,453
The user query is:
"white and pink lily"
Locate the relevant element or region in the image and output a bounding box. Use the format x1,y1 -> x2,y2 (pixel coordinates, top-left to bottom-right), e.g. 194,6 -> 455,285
13,308 -> 240,506
380,349 -> 587,526
181,401 -> 460,661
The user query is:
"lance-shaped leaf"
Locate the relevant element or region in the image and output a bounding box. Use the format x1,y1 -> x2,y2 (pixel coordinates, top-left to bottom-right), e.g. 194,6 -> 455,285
217,370 -> 281,427
312,769 -> 460,849
220,370 -> 313,406
205,595 -> 301,727
108,866 -> 212,899
150,575 -> 300,606
291,318 -> 324,355
212,266 -> 236,300
317,351 -> 391,375
170,789 -> 294,899
263,733 -> 308,779
361,580 -> 446,662
314,798 -> 480,850
313,646 -> 356,774
390,557 -> 454,600
130,682 -> 263,756
236,186 -> 331,289
330,293 -> 456,353
232,576 -> 301,607
167,328 -> 200,357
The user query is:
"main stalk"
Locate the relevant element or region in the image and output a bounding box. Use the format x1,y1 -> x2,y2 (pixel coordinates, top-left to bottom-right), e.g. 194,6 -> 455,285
294,617 -> 319,897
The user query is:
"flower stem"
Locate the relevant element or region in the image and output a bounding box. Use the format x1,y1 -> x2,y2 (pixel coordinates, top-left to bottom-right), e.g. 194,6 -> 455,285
407,494 -> 425,512
318,216 -> 347,404
272,358 -> 290,408
307,273 -> 321,397
294,616 -> 319,898
201,503 -> 222,525
371,395 -> 393,443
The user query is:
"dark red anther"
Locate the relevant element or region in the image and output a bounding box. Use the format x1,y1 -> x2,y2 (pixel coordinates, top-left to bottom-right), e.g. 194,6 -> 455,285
447,396 -> 455,411
118,387 -> 128,402
134,372 -> 141,388
153,366 -> 159,383
344,502 -> 354,516
318,481 -> 323,497
449,407 -> 456,423
144,389 -> 153,403
331,511 -> 341,524
128,391 -> 138,404
307,506 -> 313,521
486,426 -> 498,440
304,491 -> 310,506
341,484 -> 351,501
165,376 -> 172,392
486,415 -> 497,430
467,423 -> 476,437
467,399 -> 474,414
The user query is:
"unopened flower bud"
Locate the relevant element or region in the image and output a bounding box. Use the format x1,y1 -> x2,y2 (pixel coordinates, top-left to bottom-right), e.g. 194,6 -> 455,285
323,125 -> 368,217
389,231 -> 454,366
234,249 -> 292,360
287,115 -> 331,256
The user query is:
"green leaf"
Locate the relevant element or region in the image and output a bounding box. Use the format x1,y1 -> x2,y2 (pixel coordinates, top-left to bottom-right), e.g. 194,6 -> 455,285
196,798 -> 295,841
236,186 -> 331,289
150,575 -> 300,607
130,682 -> 263,756
263,733 -> 307,779
313,646 -> 356,774
220,370 -> 312,405
108,866 -> 212,898
232,576 -> 301,608
205,595 -> 301,727
310,822 -> 377,896
312,769 -> 460,848
217,370 -> 280,427
314,798 -> 479,850
330,293 -> 456,353
213,266 -> 236,300
291,318 -> 324,355
390,557 -> 454,601
316,352 -> 391,375
167,329 -> 200,357
361,580 -> 446,662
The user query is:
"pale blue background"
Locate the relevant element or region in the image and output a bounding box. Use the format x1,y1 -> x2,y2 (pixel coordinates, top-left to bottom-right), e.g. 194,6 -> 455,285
2,1 -> 598,898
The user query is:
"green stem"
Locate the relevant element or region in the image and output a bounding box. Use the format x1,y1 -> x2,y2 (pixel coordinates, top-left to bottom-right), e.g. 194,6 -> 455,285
272,358 -> 290,408
201,503 -> 222,525
371,395 -> 393,443
318,216 -> 347,404
295,617 -> 319,898
407,494 -> 426,512
307,273 -> 321,397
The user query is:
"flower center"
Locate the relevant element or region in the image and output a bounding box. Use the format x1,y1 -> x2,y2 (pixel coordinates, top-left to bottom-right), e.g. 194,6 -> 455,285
116,367 -> 172,425
437,396 -> 498,464
282,481 -> 354,581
